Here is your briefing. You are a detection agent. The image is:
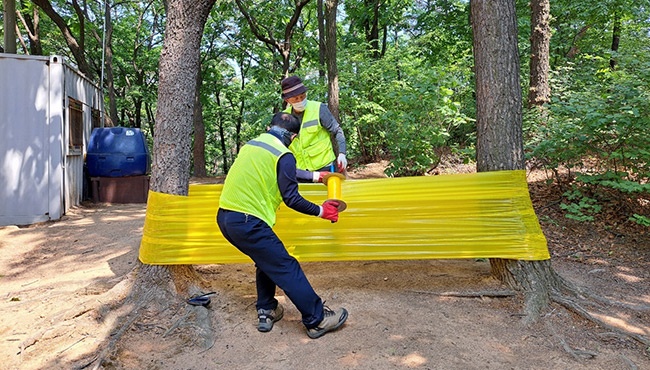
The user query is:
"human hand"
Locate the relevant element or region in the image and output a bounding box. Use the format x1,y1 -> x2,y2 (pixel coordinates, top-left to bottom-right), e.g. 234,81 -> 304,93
312,171 -> 331,183
319,200 -> 340,222
337,153 -> 347,172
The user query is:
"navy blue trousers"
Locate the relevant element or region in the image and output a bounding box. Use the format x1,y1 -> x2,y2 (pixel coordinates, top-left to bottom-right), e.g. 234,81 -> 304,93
217,208 -> 324,328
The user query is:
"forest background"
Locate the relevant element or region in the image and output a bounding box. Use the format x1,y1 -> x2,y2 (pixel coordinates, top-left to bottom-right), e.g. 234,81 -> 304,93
2,0 -> 648,225
1,1 -> 650,368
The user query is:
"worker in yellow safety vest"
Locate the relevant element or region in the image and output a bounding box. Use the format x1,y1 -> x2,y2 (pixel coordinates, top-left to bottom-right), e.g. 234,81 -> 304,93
217,111 -> 348,339
281,76 -> 348,176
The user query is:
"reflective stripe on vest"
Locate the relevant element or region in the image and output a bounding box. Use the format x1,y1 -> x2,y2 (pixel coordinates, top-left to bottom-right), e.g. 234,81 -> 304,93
218,133 -> 290,227
286,100 -> 336,170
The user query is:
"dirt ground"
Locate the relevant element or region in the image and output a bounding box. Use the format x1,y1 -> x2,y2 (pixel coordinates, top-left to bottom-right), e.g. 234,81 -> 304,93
1,163 -> 649,370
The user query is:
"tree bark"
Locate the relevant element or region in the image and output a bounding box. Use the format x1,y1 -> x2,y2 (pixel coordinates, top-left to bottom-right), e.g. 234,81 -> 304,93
325,0 -> 340,122
471,0 -> 558,323
192,68 -> 207,177
16,5 -> 43,55
528,0 -> 551,108
318,0 -> 326,80
609,11 -> 621,70
104,1 -> 119,126
3,0 -> 17,53
471,0 -> 524,172
151,0 -> 214,194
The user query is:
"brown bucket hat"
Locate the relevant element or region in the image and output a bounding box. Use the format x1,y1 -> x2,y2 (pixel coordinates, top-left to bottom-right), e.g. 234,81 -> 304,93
281,76 -> 307,99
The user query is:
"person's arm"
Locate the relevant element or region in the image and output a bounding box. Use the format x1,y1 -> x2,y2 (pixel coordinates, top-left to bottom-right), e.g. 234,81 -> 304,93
295,168 -> 315,183
277,153 -> 321,216
319,104 -> 347,154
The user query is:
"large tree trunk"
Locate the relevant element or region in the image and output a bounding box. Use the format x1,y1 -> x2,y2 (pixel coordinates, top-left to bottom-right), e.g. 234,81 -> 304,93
88,2 -> 217,364
325,0 -> 340,122
528,0 -> 550,108
471,0 -> 559,323
147,0 -> 215,336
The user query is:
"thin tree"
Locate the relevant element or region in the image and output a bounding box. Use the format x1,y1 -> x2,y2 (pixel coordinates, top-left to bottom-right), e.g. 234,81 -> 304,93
16,3 -> 43,55
233,0 -> 310,77
325,0 -> 340,121
32,0 -> 95,78
3,0 -> 17,53
528,0 -> 550,108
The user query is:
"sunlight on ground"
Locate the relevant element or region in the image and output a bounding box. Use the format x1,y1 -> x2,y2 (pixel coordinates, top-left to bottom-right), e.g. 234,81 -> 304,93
615,271 -> 643,283
400,352 -> 427,367
592,312 -> 648,335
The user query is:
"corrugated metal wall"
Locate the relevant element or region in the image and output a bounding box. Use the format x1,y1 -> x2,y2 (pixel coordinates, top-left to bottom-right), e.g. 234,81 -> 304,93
0,54 -> 102,226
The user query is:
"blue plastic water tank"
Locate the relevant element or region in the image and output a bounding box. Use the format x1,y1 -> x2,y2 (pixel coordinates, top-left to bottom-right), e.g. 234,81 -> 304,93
86,127 -> 151,177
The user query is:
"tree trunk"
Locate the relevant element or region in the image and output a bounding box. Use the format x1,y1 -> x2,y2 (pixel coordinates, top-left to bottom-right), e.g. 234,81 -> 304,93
149,0 -> 216,301
151,0 -> 214,194
16,4 -> 43,55
528,0 -> 550,108
471,0 -> 558,323
318,0 -> 326,80
3,0 -> 17,53
609,11 -> 621,70
104,1 -> 119,126
325,0 -> 340,122
192,68 -> 207,177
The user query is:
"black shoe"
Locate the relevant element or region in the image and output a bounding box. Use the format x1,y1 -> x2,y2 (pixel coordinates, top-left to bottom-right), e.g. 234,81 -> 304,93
307,307 -> 348,339
257,304 -> 284,332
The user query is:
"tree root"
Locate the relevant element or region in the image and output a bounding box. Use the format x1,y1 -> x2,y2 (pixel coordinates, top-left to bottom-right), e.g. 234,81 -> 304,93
545,321 -> 598,361
76,264 -> 215,369
490,258 -> 649,354
550,293 -> 650,347
409,290 -> 516,298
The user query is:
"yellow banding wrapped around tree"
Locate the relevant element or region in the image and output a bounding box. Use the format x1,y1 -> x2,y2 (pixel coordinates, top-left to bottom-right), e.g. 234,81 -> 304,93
139,170 -> 550,264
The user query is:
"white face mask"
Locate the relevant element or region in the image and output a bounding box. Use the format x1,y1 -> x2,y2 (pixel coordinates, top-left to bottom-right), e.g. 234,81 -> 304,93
291,98 -> 308,112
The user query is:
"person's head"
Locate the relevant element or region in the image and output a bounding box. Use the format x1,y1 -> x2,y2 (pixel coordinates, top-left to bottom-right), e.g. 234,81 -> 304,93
268,112 -> 300,146
281,76 -> 308,112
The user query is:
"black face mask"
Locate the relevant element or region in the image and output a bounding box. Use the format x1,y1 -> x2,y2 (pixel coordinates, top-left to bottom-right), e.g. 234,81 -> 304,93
268,126 -> 295,147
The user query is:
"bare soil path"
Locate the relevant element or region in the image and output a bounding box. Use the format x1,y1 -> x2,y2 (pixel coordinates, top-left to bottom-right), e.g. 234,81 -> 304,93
1,165 -> 648,369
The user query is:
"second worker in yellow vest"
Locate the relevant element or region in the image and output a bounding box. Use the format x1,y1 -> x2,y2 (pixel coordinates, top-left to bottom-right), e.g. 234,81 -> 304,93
281,75 -> 348,174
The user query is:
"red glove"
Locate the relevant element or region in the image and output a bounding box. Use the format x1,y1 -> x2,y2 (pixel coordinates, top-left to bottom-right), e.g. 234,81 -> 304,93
319,200 -> 340,222
313,171 -> 331,183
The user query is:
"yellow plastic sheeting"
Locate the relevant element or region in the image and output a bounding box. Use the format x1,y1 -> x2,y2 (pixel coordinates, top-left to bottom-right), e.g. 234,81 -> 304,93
139,170 -> 550,265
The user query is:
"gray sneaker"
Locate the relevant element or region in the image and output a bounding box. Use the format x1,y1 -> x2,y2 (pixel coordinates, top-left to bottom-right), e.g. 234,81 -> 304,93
257,304 -> 284,332
307,306 -> 348,339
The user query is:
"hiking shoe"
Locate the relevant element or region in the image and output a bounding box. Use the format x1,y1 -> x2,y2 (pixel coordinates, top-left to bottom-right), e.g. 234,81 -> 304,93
307,307 -> 348,339
257,304 -> 284,332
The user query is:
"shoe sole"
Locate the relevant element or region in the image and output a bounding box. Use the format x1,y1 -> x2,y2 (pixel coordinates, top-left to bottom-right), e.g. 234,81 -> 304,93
257,309 -> 284,333
307,309 -> 348,339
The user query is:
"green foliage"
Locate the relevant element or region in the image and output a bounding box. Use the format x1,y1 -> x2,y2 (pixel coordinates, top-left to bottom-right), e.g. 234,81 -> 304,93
560,188 -> 602,222
630,214 -> 650,227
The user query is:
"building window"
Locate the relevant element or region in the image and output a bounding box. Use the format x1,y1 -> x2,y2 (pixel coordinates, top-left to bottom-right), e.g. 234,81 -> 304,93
69,98 -> 83,150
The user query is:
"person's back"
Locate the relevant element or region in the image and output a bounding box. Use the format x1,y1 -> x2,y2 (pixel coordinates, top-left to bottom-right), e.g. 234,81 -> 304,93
219,131 -> 290,227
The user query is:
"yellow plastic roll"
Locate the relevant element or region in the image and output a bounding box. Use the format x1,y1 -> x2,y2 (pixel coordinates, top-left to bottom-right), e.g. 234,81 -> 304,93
139,170 -> 550,265
323,172 -> 347,211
